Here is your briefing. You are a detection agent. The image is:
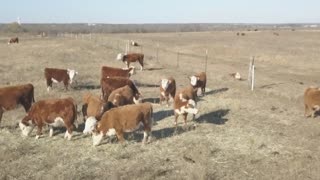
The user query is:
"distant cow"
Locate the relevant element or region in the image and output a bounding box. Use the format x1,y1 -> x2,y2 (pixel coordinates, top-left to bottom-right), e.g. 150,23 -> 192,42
0,84 -> 35,124
100,77 -> 141,101
101,66 -> 135,79
19,97 -> 77,140
131,41 -> 139,46
190,72 -> 207,96
8,37 -> 19,44
44,68 -> 78,91
117,53 -> 144,71
92,103 -> 153,146
160,77 -> 176,106
174,86 -> 198,126
304,86 -> 320,118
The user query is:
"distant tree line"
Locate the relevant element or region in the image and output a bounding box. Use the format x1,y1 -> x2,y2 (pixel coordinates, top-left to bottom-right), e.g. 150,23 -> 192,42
0,22 -> 315,35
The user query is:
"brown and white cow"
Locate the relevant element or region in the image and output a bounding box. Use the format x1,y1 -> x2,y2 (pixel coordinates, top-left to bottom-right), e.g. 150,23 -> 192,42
190,72 -> 207,96
8,37 -> 19,44
108,85 -> 141,107
173,86 -> 198,126
117,53 -> 144,71
82,93 -> 115,121
101,65 -> 135,79
131,41 -> 139,46
0,84 -> 35,124
44,67 -> 78,91
304,86 -> 320,118
100,77 -> 141,101
19,97 -> 77,140
92,102 -> 153,146
160,77 -> 176,106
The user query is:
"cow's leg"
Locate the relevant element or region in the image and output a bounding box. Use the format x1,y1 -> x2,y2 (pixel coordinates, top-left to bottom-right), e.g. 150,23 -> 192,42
166,95 -> 170,107
139,60 -> 143,71
63,79 -> 69,91
142,125 -> 152,144
49,126 -> 54,137
0,108 -> 3,125
183,113 -> 188,126
305,104 -> 311,117
82,104 -> 88,121
64,125 -> 73,140
116,130 -> 125,143
174,113 -> 179,126
36,124 -> 43,139
46,79 -> 52,92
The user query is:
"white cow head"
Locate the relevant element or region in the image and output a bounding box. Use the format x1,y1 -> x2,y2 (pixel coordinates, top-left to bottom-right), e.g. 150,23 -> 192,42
67,69 -> 78,84
92,131 -> 104,146
190,75 -> 199,86
175,99 -> 198,115
116,53 -> 123,61
161,78 -> 171,90
83,116 -> 98,135
19,121 -> 34,137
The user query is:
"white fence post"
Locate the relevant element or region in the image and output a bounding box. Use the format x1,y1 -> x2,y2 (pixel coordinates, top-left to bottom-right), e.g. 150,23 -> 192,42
248,56 -> 255,91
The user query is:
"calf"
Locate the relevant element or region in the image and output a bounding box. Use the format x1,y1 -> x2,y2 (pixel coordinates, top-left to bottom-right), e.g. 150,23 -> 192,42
174,86 -> 198,126
82,93 -> 115,121
44,68 -> 78,91
100,77 -> 140,101
92,102 -> 153,146
0,84 -> 35,124
160,77 -> 176,106
190,72 -> 207,96
8,37 -> 19,44
304,86 -> 320,118
19,97 -> 77,140
117,53 -> 144,71
108,85 -> 141,107
101,65 -> 135,79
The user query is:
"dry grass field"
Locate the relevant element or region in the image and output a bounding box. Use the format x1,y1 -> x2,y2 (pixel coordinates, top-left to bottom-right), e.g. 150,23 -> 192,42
1,30 -> 320,179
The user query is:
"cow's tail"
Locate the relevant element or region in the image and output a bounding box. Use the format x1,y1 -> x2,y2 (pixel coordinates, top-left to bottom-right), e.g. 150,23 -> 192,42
73,103 -> 79,129
31,85 -> 35,103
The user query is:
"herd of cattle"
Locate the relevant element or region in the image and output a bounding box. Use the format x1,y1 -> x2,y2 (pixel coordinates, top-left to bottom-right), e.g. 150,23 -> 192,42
0,47 -> 208,146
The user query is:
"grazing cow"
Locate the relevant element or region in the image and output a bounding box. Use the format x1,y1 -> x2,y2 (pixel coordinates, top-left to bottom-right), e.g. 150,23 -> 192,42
8,37 -> 19,44
108,85 -> 141,106
44,67 -> 78,91
82,93 -> 115,121
101,65 -> 135,79
117,53 -> 144,71
19,97 -> 77,140
304,86 -> 320,118
131,41 -> 139,46
83,116 -> 98,135
0,84 -> 35,124
174,86 -> 198,126
190,72 -> 207,96
160,77 -> 176,106
92,103 -> 153,146
100,77 -> 141,101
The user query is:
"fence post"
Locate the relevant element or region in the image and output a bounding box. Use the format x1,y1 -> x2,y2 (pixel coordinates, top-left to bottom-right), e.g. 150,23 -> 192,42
156,43 -> 159,62
251,64 -> 255,91
248,56 -> 255,91
205,49 -> 208,73
176,51 -> 180,68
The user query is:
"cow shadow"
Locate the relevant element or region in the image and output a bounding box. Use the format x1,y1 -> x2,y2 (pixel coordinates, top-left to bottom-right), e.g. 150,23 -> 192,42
204,87 -> 229,96
153,109 -> 174,122
142,97 -> 160,104
73,83 -> 101,90
196,109 -> 230,125
135,82 -> 159,88
260,83 -> 285,89
144,67 -> 164,71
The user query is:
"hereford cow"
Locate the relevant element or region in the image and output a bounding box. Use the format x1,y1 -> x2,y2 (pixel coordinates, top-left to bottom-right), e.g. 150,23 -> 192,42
44,67 -> 78,91
0,84 -> 35,124
19,97 -> 77,140
108,85 -> 141,106
304,86 -> 320,118
82,93 -> 115,121
92,102 -> 153,146
190,72 -> 207,96
101,65 -> 135,79
117,53 -> 144,71
8,37 -> 19,44
160,77 -> 176,106
100,77 -> 141,101
174,86 -> 198,126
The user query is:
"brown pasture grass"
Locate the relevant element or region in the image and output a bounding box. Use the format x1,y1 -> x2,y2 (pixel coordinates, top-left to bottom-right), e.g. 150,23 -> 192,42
1,30 -> 320,179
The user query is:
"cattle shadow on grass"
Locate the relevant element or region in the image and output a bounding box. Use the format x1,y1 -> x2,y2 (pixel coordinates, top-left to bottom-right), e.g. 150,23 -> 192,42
144,67 -> 164,71
142,97 -> 160,104
153,109 -> 174,122
196,109 -> 230,125
204,87 -> 229,96
73,83 -> 101,90
135,82 -> 159,88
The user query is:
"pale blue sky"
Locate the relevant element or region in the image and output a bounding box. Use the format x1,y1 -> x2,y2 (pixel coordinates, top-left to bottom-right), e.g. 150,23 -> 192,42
1,0 -> 320,24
